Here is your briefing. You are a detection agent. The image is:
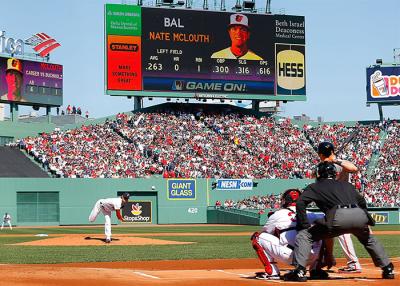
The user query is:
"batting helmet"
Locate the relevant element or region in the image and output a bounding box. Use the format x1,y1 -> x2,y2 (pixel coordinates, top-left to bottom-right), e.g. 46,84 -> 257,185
122,193 -> 130,200
316,161 -> 337,179
317,141 -> 335,157
281,189 -> 301,208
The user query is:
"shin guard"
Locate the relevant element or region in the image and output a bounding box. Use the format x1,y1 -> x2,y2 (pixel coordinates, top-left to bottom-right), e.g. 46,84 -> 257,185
251,232 -> 273,275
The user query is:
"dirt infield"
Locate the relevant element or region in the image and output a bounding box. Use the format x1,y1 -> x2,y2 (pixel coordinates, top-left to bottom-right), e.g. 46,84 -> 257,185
0,258 -> 398,286
1,231 -> 398,285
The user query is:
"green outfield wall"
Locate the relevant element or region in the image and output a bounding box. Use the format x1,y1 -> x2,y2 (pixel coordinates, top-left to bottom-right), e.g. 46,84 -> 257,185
0,178 -> 398,226
0,178 -> 208,226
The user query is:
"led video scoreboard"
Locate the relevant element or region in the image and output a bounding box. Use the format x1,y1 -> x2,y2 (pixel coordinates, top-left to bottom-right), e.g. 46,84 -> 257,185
0,56 -> 63,107
105,4 -> 306,100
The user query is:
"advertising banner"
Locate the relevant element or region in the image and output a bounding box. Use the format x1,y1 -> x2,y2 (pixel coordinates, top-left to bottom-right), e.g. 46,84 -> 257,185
167,179 -> 196,200
366,66 -> 400,103
105,4 -> 142,36
0,56 -> 63,106
369,212 -> 389,224
275,44 -> 305,95
216,179 -> 254,190
107,35 -> 142,90
122,201 -> 152,223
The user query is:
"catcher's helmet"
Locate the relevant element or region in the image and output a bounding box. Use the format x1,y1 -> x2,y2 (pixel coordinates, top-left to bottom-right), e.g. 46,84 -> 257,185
281,189 -> 301,207
316,161 -> 337,179
317,141 -> 335,157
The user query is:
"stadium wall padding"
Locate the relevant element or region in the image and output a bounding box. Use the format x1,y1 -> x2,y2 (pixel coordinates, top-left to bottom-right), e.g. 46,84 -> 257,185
0,178 -> 398,226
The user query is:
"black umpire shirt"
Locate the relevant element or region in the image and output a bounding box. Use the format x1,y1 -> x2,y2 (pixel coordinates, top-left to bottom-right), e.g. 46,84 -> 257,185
296,178 -> 368,230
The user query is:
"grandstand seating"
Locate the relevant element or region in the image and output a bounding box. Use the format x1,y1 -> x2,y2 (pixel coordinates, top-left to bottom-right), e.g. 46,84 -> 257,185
364,120 -> 400,207
16,107 -> 399,207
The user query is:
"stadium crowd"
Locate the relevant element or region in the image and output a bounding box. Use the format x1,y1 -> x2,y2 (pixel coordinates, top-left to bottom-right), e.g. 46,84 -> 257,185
203,115 -> 318,179
363,120 -> 400,207
17,109 -> 399,206
111,112 -> 318,179
21,123 -> 151,178
229,195 -> 281,210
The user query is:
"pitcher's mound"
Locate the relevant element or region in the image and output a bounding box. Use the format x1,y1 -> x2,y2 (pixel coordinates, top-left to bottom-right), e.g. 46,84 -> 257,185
12,234 -> 195,246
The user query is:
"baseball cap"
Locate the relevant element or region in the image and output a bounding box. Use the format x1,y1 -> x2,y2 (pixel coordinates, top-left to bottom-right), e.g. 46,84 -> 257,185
229,13 -> 249,28
6,58 -> 22,74
122,193 -> 130,200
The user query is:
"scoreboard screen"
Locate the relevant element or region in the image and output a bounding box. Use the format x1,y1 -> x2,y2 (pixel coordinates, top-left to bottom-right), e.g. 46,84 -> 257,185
105,5 -> 306,100
0,56 -> 63,107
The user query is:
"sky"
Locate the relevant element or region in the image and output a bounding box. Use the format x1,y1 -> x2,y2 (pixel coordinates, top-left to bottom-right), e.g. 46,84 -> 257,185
0,0 -> 399,121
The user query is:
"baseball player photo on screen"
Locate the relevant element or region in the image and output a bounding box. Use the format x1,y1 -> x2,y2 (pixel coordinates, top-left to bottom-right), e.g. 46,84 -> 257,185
211,13 -> 263,61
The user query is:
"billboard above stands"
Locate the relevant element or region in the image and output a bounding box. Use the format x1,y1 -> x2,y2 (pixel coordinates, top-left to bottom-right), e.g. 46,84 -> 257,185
0,56 -> 63,107
105,5 -> 306,101
366,66 -> 400,104
216,179 -> 254,191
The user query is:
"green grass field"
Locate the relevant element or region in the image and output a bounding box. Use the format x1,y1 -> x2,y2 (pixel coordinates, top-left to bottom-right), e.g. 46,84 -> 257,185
0,225 -> 398,264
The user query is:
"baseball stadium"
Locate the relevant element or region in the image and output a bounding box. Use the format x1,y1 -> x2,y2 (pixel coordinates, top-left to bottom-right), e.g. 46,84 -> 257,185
0,1 -> 399,285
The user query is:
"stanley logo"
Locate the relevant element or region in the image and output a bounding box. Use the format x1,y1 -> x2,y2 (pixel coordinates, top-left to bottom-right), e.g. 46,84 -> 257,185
110,43 -> 139,52
131,203 -> 142,216
276,49 -> 305,90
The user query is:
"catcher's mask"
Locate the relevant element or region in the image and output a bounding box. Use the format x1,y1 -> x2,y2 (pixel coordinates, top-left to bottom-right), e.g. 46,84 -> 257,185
316,161 -> 337,179
281,189 -> 301,208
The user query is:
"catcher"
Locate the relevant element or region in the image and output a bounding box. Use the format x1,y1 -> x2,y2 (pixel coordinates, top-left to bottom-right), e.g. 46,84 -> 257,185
251,189 -> 331,280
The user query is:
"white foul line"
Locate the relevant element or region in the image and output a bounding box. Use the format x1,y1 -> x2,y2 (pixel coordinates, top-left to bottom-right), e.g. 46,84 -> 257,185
216,269 -> 249,277
133,271 -> 161,279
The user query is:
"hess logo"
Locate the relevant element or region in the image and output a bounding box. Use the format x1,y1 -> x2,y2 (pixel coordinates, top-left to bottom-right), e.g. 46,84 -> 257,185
277,50 -> 305,90
131,203 -> 142,216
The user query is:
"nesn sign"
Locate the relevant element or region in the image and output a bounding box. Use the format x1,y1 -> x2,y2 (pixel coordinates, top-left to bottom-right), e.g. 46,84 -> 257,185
216,179 -> 253,190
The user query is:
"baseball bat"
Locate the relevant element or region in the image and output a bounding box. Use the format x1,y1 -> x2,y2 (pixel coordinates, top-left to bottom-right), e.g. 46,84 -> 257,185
335,127 -> 359,155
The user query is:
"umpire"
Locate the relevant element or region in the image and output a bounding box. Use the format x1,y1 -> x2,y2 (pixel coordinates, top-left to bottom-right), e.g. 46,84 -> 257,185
283,161 -> 394,282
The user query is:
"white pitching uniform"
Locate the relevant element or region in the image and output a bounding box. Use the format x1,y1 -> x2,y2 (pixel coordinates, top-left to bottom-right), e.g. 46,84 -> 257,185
1,213 -> 12,230
336,163 -> 362,272
89,198 -> 123,240
257,206 -> 324,276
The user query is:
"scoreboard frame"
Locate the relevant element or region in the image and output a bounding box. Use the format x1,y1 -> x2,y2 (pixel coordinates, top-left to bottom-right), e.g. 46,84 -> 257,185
366,65 -> 400,105
105,5 -> 306,102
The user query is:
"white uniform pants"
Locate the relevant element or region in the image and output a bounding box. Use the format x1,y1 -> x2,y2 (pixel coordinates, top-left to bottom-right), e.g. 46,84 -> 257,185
89,200 -> 112,240
1,221 -> 12,230
338,233 -> 361,268
258,232 -> 321,275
